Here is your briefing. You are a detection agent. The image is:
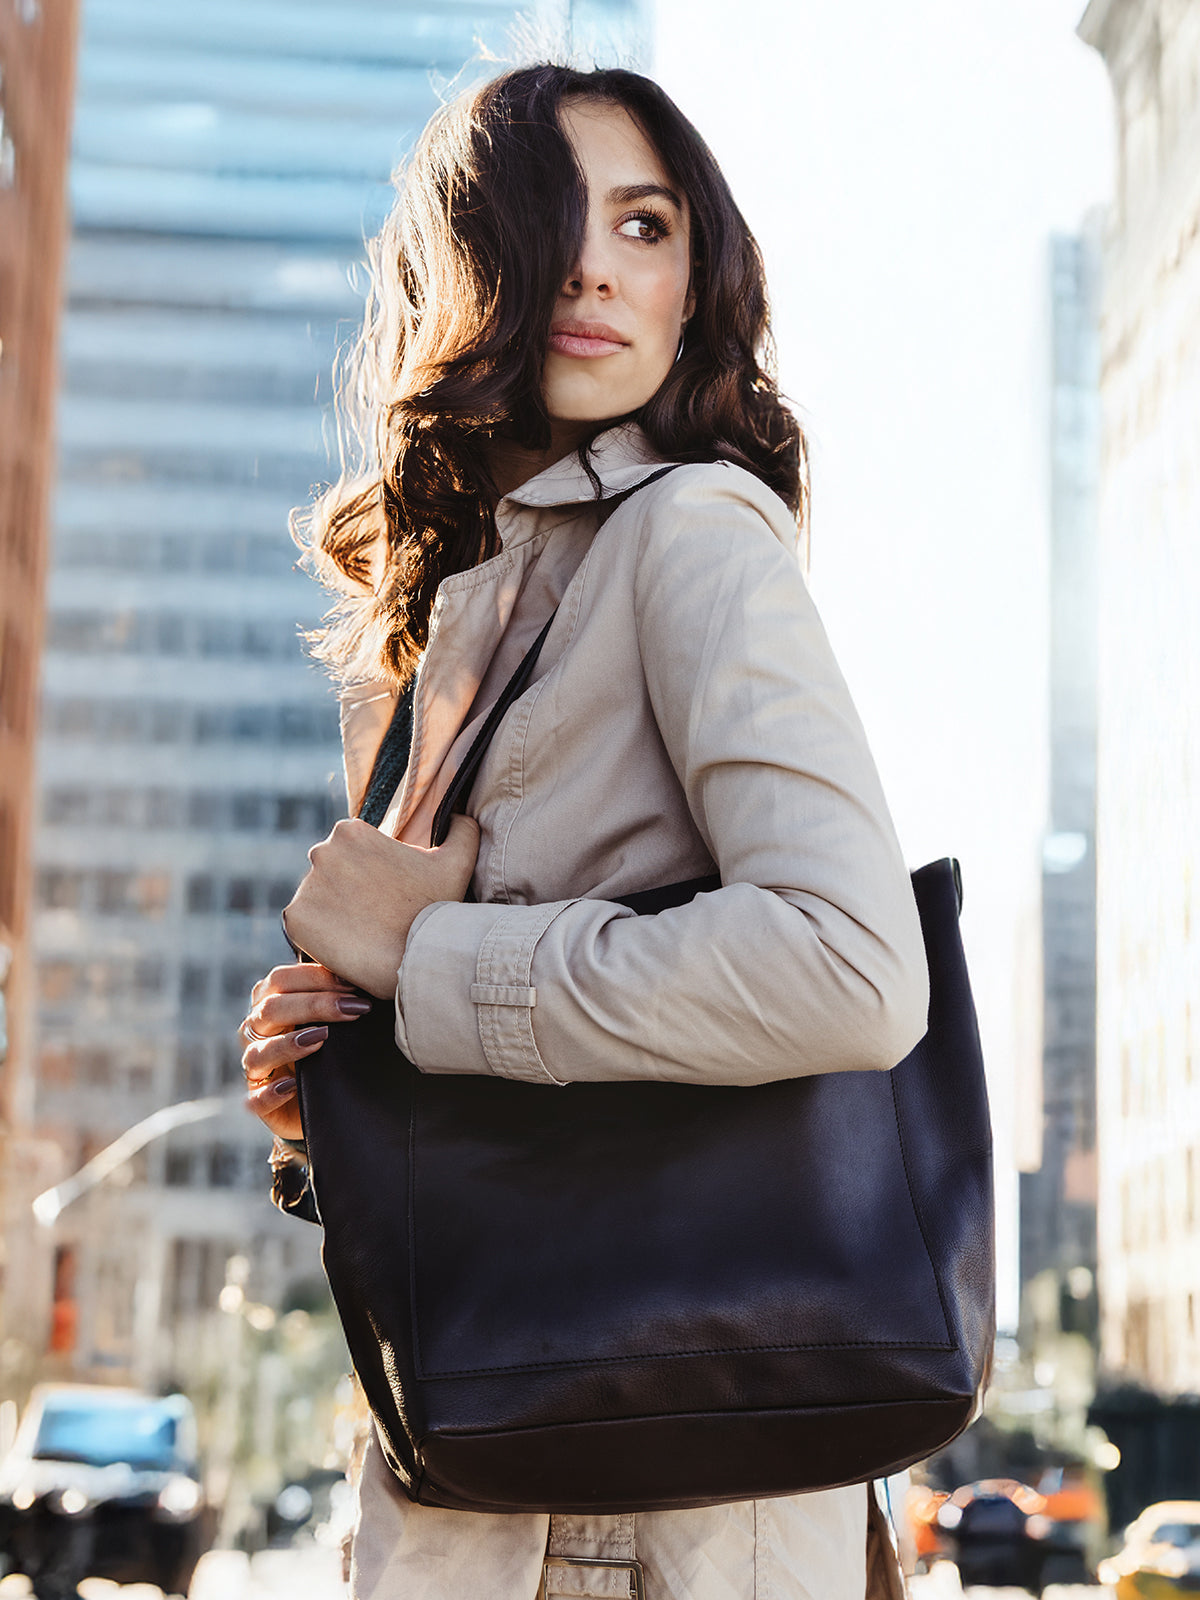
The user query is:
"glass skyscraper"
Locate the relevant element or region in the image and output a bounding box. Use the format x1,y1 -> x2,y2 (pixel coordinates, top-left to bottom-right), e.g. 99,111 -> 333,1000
30,0 -> 644,1385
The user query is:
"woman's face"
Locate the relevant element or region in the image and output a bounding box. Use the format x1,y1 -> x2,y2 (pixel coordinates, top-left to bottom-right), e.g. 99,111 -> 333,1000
544,98 -> 694,429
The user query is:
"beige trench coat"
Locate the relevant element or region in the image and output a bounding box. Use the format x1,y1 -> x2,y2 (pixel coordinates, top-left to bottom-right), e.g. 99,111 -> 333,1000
337,423 -> 928,1600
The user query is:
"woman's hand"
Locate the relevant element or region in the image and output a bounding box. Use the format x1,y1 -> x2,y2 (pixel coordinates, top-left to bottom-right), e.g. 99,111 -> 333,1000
282,814 -> 480,999
241,963 -> 372,1141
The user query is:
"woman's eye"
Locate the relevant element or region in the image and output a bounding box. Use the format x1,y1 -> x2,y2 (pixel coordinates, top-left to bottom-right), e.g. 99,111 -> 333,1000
616,211 -> 670,243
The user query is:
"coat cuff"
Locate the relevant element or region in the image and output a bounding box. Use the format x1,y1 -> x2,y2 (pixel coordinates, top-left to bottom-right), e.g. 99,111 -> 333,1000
396,899 -> 580,1084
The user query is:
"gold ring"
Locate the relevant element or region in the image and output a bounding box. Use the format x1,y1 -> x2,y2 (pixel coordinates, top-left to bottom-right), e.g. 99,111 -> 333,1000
243,1021 -> 269,1044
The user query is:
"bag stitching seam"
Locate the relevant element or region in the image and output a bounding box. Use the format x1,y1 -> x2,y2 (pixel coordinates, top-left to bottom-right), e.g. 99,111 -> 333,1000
418,1334 -> 957,1380
888,1070 -> 955,1344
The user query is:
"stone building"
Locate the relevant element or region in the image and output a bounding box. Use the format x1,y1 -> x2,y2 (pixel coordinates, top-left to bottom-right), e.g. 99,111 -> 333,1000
0,0 -> 79,1360
1078,0 -> 1200,1394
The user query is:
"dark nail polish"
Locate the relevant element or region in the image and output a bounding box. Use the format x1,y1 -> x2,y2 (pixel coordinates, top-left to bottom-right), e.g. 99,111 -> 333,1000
295,1026 -> 328,1047
335,997 -> 372,1016
263,1076 -> 296,1102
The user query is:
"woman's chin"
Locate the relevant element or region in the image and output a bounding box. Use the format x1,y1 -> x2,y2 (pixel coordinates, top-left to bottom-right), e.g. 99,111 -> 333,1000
544,370 -> 662,429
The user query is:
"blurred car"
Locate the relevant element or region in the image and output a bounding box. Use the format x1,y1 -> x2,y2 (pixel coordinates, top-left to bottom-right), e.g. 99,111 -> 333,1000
0,1384 -> 211,1596
263,1466 -> 348,1547
1097,1501 -> 1200,1598
905,1483 -> 951,1571
1033,1464 -> 1105,1586
936,1478 -> 1054,1593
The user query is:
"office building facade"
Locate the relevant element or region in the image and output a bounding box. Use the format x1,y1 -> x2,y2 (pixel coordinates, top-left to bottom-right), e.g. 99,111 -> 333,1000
1079,0 -> 1200,1393
1018,226 -> 1102,1351
29,0 -> 643,1388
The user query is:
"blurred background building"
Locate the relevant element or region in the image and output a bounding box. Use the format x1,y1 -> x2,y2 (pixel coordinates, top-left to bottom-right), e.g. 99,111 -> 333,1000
1078,0 -> 1200,1400
1076,0 -> 1200,1526
15,0 -> 644,1422
1017,222 -> 1102,1399
0,0 -> 80,1380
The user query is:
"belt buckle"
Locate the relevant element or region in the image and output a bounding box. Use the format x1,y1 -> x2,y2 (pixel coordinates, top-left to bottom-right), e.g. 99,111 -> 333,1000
539,1554 -> 646,1600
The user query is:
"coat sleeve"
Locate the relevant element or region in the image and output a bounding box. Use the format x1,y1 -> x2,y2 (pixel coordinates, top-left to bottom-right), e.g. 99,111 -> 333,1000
394,467 -> 929,1086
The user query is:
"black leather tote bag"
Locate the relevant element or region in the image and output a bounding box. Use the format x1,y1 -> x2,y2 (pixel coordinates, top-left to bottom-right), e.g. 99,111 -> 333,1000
295,481 -> 994,1516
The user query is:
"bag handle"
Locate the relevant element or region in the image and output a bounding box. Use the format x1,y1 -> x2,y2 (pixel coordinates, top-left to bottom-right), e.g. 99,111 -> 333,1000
428,610 -> 557,846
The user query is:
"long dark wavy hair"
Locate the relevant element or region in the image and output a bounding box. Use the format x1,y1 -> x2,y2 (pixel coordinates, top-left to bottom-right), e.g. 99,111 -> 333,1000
297,64 -> 808,687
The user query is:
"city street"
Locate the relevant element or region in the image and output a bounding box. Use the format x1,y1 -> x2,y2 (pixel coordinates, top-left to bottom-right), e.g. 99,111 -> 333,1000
910,1570 -> 1112,1600
0,1546 -> 345,1600
0,1559 -> 1121,1599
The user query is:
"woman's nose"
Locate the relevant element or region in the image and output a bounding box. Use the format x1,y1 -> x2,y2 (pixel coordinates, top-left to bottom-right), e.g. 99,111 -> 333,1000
564,231 -> 615,298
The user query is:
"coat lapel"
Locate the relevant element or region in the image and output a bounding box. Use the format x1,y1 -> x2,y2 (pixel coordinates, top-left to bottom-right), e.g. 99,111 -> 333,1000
337,423 -> 664,831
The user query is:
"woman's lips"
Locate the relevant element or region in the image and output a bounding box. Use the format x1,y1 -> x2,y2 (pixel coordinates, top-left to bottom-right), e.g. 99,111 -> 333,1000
549,326 -> 628,358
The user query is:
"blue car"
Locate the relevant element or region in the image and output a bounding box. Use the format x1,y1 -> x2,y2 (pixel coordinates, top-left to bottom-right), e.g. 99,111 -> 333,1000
0,1385 -> 211,1598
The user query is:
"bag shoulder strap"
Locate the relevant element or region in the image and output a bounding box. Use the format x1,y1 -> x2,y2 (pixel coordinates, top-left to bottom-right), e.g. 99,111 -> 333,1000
428,465 -> 682,846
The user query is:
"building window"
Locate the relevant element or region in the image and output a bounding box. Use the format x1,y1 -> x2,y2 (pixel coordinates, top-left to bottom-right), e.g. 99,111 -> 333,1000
266,879 -> 294,912
81,1050 -> 113,1087
198,618 -> 234,656
217,1042 -> 243,1086
175,1045 -> 206,1097
39,961 -> 77,1004
145,790 -> 178,827
148,704 -> 179,742
112,703 -> 148,741
165,1149 -> 194,1187
39,1045 -> 75,1087
155,615 -> 188,656
188,792 -> 220,828
96,871 -> 134,913
135,872 -> 171,917
181,964 -> 209,1005
38,870 -> 84,910
186,875 -> 215,913
97,790 -> 138,826
134,960 -> 165,997
209,1145 -> 240,1188
227,878 -> 255,914
223,962 -> 260,1003
48,1247 -> 78,1356
231,794 -> 263,830
43,789 -> 89,825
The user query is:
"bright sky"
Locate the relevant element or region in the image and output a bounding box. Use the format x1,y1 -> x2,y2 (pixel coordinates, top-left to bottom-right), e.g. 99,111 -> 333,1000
652,0 -> 1114,1327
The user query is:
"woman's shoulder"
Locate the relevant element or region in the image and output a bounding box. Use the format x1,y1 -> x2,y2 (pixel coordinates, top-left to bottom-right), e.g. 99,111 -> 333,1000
621,457 -> 801,558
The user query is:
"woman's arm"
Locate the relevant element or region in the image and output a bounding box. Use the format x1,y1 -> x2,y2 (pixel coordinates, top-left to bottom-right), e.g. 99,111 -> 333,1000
395,467 -> 930,1087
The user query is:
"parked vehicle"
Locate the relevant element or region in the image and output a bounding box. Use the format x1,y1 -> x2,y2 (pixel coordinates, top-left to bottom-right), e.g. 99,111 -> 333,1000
0,1384 -> 212,1597
1097,1500 -> 1200,1598
936,1478 -> 1054,1594
905,1482 -> 950,1571
1033,1464 -> 1105,1587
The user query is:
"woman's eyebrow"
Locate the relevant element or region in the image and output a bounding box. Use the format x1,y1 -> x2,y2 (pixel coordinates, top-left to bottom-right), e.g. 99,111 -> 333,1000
607,182 -> 684,212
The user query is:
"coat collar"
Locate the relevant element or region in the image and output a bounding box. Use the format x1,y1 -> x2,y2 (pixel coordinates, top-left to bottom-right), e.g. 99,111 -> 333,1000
495,422 -> 663,527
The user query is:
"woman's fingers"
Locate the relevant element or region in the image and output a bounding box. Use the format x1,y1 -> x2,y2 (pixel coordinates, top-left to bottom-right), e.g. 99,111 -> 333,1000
243,986 -> 371,1042
242,1024 -> 330,1086
245,1075 -> 303,1142
241,961 -> 368,1141
246,1074 -> 297,1108
249,961 -> 355,1009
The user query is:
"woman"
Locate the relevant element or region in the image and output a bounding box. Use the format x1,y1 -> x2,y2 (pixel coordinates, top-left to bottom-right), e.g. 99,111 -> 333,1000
241,64 -> 928,1600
